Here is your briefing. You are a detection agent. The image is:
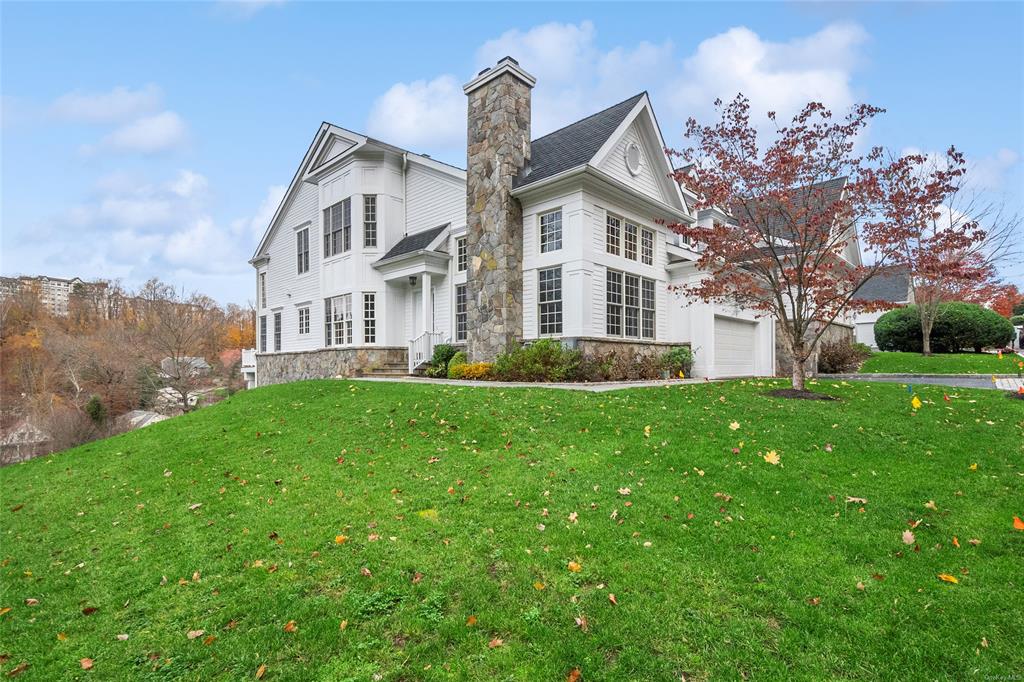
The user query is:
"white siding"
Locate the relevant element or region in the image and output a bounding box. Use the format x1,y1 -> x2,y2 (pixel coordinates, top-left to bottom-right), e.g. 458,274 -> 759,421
406,163 -> 465,235
595,122 -> 667,204
260,180 -> 321,353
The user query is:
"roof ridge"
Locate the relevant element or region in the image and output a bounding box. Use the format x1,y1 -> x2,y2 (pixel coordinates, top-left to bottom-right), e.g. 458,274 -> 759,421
530,91 -> 646,144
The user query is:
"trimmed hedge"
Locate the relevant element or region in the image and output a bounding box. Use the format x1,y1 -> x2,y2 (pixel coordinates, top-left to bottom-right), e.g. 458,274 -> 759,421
875,302 -> 1015,353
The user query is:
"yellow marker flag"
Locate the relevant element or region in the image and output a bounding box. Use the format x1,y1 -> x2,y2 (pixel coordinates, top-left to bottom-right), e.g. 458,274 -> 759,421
678,370 -> 685,379
997,351 -> 1003,360
991,375 -> 997,384
911,395 -> 922,410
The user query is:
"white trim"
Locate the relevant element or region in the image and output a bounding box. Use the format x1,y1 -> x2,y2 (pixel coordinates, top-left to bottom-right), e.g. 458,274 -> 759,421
463,57 -> 536,94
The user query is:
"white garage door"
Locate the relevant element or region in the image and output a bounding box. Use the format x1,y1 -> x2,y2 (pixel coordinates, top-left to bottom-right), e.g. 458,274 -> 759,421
855,322 -> 876,349
714,316 -> 757,376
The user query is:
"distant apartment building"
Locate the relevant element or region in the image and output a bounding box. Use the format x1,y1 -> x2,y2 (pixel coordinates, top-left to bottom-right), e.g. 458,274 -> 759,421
0,275 -> 109,318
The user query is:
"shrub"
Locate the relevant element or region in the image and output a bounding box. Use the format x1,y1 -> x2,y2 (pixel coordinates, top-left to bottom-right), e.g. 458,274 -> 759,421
446,351 -> 468,378
493,339 -> 580,382
660,346 -> 694,377
84,395 -> 107,425
1010,315 -> 1024,326
572,350 -> 663,382
875,302 -> 1015,353
448,362 -> 493,380
817,339 -> 872,374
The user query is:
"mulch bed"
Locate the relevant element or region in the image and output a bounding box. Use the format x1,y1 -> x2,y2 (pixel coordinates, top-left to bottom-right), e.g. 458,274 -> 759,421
766,389 -> 839,401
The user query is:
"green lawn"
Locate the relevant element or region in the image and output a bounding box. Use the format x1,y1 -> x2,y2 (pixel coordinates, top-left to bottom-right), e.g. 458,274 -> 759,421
1,379 -> 1022,681
859,351 -> 1022,375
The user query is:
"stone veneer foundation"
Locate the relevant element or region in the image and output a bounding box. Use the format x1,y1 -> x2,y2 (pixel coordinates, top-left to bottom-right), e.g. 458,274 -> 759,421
463,57 -> 535,362
775,322 -> 854,376
255,347 -> 406,386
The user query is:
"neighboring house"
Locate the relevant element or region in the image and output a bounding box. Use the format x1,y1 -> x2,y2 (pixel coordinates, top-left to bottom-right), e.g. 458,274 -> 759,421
0,421 -> 50,465
249,56 -> 787,384
159,356 -> 211,377
117,410 -> 169,431
853,265 -> 913,348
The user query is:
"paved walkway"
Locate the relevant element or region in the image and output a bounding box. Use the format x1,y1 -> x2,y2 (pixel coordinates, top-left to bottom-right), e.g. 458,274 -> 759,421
822,373 -> 1022,390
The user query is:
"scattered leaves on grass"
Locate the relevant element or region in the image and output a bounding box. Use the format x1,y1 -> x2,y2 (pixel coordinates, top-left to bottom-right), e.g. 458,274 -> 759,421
187,630 -> 205,640
902,530 -> 916,545
567,668 -> 582,682
968,538 -> 981,546
79,658 -> 93,670
533,581 -> 545,591
115,634 -> 128,641
937,573 -> 959,584
466,615 -> 477,626
203,635 -> 216,646
567,561 -> 582,573
952,536 -> 960,548
729,421 -> 740,431
488,637 -> 503,649
81,607 -> 98,616
807,597 -> 821,606
1014,516 -> 1024,531
567,512 -> 578,523
763,451 -> 780,465
334,535 -> 348,544
7,662 -> 29,677
846,496 -> 867,505
283,620 -> 297,633
339,620 -> 348,630
23,599 -> 38,606
924,500 -> 938,511
255,663 -> 267,679
0,607 -> 11,617
608,593 -> 618,606
360,567 -> 372,577
574,615 -> 589,632
856,581 -> 865,591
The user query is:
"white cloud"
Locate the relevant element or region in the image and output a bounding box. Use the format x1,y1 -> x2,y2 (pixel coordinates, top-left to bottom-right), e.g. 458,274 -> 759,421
84,111 -> 189,155
167,170 -> 209,199
367,76 -> 465,151
902,146 -> 1020,191
49,84 -> 163,124
366,20 -> 869,159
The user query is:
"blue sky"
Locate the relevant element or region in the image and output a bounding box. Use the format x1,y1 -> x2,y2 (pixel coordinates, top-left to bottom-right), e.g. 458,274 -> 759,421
2,1 -> 1022,304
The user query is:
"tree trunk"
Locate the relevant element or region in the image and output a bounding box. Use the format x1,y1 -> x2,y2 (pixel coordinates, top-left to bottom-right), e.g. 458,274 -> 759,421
791,360 -> 806,391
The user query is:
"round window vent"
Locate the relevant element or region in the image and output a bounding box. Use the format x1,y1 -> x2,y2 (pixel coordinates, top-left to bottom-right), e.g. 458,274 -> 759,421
625,142 -> 643,176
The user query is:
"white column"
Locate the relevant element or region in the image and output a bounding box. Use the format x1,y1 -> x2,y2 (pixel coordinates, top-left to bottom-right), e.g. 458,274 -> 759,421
422,273 -> 433,333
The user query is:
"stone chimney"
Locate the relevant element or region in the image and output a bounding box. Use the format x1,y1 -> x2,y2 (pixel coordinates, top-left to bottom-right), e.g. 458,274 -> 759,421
463,56 -> 536,361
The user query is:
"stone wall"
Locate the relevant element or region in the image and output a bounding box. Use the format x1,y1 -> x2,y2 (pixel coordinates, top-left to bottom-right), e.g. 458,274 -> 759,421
255,347 -> 407,386
775,322 -> 854,376
464,62 -> 532,362
573,337 -> 682,362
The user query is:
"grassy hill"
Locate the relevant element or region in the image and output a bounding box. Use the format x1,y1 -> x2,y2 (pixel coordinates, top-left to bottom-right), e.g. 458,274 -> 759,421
859,351 -> 1022,375
1,379 -> 1022,680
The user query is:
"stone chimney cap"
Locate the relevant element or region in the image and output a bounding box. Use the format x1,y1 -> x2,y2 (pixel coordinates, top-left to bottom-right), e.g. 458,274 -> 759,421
463,56 -> 536,94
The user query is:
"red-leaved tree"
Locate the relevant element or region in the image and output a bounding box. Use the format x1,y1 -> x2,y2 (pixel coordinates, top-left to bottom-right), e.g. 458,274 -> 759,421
668,95 -> 962,390
877,152 -> 1018,354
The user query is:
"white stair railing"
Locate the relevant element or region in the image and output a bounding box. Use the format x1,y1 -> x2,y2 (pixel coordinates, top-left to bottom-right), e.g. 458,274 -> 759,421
408,331 -> 447,374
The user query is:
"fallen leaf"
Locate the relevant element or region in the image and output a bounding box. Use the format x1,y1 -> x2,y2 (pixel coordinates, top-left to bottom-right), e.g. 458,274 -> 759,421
845,496 -> 867,505
567,668 -> 582,682
188,503 -> 202,512
79,658 -> 93,670
856,581 -> 865,591
334,535 -> 348,544
187,630 -> 205,640
763,451 -> 780,465
902,530 -> 915,545
0,607 -> 11,617
24,599 -> 38,606
617,487 -> 631,496
937,573 -> 959,584
255,663 -> 267,679
283,620 -> 297,633
643,425 -> 651,438
7,662 -> 29,677
115,634 -> 128,641
952,536 -> 960,548
203,635 -> 216,645
82,607 -> 98,616
608,593 -> 618,606
568,512 -> 578,524
924,500 -> 938,511
574,615 -> 589,632
339,620 -> 348,630
360,567 -> 372,577
466,615 -> 477,626
411,572 -> 423,584
729,421 -> 740,431
968,538 -> 981,546
58,632 -> 68,640
807,597 -> 821,606
1014,516 -> 1024,531
533,581 -> 545,591
567,561 -> 582,573
911,395 -> 922,410
488,637 -> 503,649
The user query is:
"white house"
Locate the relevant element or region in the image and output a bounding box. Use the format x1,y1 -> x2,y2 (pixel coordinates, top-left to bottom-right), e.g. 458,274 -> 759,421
248,56 -> 779,385
853,265 -> 913,348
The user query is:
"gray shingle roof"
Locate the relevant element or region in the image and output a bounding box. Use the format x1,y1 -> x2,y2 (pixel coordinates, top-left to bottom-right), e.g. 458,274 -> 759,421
729,177 -> 848,241
378,223 -> 449,262
515,93 -> 645,188
854,265 -> 911,303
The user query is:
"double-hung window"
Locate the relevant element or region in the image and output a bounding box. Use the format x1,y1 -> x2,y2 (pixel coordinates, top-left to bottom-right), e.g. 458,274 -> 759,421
539,209 -> 562,253
363,293 -> 376,344
455,284 -> 467,342
606,214 -> 621,255
259,272 -> 267,309
456,237 -> 468,272
296,228 -> 310,274
538,266 -> 562,336
273,312 -> 282,351
297,307 -> 310,335
363,196 -> 377,248
324,294 -> 353,346
259,315 -> 267,352
323,198 -> 351,257
624,222 -> 638,261
606,269 -> 655,340
641,228 -> 654,266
